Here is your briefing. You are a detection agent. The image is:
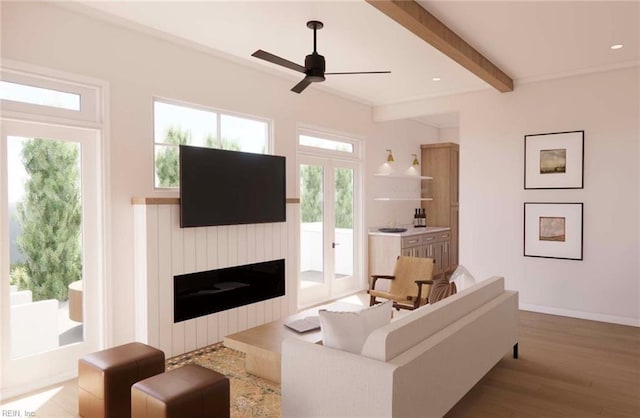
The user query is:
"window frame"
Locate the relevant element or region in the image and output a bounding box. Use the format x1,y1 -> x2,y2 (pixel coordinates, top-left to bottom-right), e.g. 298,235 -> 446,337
0,68 -> 100,124
297,126 -> 362,161
153,97 -> 273,190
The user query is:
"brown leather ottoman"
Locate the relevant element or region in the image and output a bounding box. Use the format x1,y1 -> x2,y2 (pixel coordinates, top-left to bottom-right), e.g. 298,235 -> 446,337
79,342 -> 165,418
131,364 -> 230,418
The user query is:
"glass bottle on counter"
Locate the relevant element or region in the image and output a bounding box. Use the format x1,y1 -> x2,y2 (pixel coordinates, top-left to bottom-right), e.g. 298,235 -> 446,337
414,208 -> 426,228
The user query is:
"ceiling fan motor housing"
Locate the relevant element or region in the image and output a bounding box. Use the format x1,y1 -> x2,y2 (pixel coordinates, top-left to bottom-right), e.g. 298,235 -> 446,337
305,53 -> 326,82
251,19 -> 389,93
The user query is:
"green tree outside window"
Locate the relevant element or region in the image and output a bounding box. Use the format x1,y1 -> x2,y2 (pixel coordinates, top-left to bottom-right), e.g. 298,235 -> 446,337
155,126 -> 192,188
300,165 -> 353,229
15,138 -> 81,301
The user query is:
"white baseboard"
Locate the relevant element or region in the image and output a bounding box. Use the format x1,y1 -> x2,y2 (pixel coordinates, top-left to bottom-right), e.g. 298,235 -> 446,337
520,304 -> 640,327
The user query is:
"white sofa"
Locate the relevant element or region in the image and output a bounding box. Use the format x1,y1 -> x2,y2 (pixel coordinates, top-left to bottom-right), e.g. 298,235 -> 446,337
282,276 -> 518,418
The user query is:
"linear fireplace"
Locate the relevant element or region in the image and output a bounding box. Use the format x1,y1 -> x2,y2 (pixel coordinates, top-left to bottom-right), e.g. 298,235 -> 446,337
173,259 -> 285,323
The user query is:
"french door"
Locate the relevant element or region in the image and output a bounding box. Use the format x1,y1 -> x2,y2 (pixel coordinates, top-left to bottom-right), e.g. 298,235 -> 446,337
1,119 -> 102,397
298,155 -> 360,307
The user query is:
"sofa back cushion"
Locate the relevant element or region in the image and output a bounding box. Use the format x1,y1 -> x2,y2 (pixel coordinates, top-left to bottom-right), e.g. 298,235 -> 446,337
319,300 -> 392,354
361,276 -> 505,361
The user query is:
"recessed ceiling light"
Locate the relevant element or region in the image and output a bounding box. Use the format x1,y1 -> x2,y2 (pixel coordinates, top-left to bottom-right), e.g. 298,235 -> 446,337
432,77 -> 441,82
610,44 -> 624,50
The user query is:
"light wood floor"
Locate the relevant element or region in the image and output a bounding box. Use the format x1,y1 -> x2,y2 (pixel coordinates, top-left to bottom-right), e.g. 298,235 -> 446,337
446,311 -> 640,418
2,310 -> 638,417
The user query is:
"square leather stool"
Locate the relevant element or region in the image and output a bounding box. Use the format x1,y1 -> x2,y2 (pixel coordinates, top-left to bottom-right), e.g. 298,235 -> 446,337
131,364 -> 230,418
79,342 -> 165,418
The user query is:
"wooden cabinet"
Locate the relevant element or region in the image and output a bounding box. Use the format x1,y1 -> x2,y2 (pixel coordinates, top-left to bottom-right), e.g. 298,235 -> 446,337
421,143 -> 459,268
424,230 -> 452,275
368,229 -> 452,279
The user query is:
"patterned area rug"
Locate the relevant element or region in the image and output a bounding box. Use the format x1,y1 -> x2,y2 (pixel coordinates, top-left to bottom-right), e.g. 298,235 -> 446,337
167,343 -> 280,417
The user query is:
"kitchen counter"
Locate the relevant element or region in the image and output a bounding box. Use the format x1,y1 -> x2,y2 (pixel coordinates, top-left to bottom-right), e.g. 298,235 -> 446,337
368,226 -> 450,237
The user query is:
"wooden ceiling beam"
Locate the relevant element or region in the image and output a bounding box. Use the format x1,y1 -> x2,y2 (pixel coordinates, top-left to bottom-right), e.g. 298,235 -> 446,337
366,0 -> 514,92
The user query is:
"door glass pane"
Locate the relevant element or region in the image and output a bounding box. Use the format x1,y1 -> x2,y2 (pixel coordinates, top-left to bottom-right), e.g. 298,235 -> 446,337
7,136 -> 84,358
334,167 -> 354,279
300,164 -> 324,288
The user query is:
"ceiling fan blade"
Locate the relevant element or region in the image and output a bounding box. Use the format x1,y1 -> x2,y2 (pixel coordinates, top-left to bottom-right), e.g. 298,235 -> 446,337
291,78 -> 312,94
325,71 -> 391,75
252,49 -> 306,73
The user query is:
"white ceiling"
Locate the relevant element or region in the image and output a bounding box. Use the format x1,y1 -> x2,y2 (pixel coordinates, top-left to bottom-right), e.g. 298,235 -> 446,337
71,0 -> 639,126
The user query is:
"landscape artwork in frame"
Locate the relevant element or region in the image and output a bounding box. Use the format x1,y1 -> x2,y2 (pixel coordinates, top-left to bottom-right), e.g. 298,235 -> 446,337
524,131 -> 584,189
524,203 -> 583,260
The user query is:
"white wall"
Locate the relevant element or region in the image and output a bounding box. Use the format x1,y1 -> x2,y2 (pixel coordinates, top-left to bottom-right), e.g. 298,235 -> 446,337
439,127 -> 459,143
0,1 -> 436,344
377,67 -> 640,325
366,119 -> 439,228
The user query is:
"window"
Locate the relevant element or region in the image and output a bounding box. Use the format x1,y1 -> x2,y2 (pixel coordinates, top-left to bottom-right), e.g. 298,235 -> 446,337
1,68 -> 100,122
154,99 -> 270,188
0,81 -> 80,111
299,135 -> 354,153
297,128 -> 360,158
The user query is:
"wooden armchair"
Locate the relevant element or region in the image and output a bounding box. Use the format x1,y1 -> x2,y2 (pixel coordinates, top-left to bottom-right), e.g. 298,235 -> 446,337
369,256 -> 436,310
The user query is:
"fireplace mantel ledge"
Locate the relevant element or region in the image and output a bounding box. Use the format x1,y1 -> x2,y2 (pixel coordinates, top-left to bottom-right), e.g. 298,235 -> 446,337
132,197 -> 300,205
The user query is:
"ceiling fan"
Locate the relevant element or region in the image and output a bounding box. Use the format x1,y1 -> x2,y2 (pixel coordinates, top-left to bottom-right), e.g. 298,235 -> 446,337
252,20 -> 391,94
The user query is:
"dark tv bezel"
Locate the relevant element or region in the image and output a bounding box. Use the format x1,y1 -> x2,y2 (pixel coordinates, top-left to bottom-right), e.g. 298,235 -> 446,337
179,145 -> 286,228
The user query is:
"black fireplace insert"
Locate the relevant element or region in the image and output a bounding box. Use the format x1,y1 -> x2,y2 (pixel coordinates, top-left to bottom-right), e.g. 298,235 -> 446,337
174,259 -> 285,323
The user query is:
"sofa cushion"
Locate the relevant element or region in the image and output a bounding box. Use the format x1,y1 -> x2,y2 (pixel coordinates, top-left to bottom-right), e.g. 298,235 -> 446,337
319,300 -> 392,354
361,276 -> 505,361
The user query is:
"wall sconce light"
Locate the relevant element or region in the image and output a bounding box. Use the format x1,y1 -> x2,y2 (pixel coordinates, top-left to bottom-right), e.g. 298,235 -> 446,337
386,149 -> 394,163
412,154 -> 419,166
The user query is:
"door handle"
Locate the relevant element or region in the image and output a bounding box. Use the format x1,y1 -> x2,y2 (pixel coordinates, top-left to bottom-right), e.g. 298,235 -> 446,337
332,242 -> 340,248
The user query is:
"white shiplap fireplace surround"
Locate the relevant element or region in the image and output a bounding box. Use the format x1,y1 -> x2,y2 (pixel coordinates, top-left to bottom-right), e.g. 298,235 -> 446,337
133,198 -> 299,358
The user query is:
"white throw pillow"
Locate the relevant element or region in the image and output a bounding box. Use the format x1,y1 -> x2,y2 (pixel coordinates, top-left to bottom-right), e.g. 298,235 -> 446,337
450,265 -> 476,290
319,300 -> 392,354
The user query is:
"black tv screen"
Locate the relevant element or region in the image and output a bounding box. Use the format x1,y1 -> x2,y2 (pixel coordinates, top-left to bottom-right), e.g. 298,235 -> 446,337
179,145 -> 286,227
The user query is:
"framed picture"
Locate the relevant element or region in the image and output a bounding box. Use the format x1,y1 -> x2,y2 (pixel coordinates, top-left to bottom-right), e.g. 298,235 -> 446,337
524,203 -> 583,260
524,131 -> 584,189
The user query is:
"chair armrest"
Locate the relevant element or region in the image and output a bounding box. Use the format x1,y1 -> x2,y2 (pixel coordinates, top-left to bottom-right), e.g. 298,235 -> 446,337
370,275 -> 395,291
412,279 -> 434,307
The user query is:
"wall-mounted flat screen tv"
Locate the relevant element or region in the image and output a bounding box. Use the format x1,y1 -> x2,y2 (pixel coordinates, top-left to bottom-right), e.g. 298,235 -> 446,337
180,145 -> 286,227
